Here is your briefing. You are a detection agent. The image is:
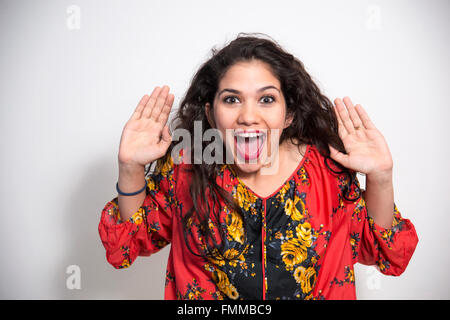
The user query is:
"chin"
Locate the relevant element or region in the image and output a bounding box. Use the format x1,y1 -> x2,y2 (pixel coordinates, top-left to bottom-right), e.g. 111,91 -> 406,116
233,160 -> 264,174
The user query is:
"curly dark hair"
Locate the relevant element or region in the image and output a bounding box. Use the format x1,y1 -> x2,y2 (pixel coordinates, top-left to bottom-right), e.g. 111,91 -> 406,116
145,32 -> 361,261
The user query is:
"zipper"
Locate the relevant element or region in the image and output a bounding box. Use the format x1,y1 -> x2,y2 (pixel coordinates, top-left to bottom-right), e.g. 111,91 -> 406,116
262,198 -> 267,300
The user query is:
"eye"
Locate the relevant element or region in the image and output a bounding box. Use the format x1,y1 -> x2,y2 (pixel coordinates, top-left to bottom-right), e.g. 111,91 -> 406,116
223,96 -> 240,104
222,95 -> 275,104
261,95 -> 275,104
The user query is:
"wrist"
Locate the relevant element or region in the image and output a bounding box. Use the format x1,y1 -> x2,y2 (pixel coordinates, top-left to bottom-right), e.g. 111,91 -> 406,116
366,169 -> 393,186
118,162 -> 146,192
119,161 -> 145,175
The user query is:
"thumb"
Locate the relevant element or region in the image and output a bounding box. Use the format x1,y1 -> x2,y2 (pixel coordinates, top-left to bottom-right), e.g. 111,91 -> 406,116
160,125 -> 172,145
329,144 -> 348,167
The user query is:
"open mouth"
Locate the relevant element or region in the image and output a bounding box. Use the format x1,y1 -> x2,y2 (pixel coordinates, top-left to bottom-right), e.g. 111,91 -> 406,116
234,130 -> 266,162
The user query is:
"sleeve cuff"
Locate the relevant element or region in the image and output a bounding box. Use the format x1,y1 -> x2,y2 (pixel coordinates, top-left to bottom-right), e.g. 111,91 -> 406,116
367,203 -> 404,249
104,196 -> 146,226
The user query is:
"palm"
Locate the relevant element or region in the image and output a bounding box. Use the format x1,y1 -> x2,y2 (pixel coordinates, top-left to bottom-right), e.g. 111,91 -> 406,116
329,97 -> 393,175
118,86 -> 175,167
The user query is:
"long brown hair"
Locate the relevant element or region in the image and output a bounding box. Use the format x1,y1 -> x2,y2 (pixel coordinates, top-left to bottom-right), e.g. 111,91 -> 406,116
145,32 -> 360,260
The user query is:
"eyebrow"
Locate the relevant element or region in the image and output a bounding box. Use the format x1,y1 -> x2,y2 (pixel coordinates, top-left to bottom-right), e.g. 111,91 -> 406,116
217,85 -> 280,97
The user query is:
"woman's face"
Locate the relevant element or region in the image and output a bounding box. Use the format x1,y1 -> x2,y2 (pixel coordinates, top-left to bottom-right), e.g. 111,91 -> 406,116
206,59 -> 292,175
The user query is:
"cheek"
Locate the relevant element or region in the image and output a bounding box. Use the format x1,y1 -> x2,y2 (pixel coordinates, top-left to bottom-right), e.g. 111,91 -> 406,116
213,107 -> 235,129
210,109 -> 232,142
266,108 -> 289,129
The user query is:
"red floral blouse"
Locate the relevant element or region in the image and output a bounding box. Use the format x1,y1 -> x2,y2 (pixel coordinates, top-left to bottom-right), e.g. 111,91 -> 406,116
98,144 -> 418,300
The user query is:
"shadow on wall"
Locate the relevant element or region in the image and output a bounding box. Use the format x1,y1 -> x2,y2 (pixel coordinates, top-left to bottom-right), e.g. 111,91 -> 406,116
55,152 -> 170,299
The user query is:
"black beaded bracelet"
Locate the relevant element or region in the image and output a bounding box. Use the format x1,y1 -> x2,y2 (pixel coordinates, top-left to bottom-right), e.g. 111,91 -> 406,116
116,181 -> 147,196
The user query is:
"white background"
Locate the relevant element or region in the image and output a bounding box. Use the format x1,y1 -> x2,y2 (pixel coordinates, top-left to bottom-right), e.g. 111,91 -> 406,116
0,0 -> 448,299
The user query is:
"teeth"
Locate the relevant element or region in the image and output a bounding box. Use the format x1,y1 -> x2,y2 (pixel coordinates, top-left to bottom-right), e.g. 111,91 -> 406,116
234,131 -> 264,138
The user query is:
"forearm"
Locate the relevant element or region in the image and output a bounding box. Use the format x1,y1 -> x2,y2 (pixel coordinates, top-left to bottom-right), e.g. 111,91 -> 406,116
117,163 -> 147,221
364,170 -> 395,229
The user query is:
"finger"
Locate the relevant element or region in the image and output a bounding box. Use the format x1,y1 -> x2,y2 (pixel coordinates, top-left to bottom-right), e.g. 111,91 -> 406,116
335,98 -> 356,135
354,104 -> 376,130
150,85 -> 170,121
333,99 -> 348,139
157,93 -> 175,125
130,94 -> 150,120
142,87 -> 162,119
343,97 -> 364,130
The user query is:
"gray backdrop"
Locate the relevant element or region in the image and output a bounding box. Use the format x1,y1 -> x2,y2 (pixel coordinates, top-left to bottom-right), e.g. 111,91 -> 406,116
0,0 -> 448,299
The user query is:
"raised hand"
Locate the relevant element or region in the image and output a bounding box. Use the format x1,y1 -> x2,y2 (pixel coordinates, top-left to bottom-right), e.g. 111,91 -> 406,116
329,97 -> 393,176
118,85 -> 175,167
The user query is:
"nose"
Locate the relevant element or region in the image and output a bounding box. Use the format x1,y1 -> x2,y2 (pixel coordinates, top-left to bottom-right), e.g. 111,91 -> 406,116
237,102 -> 260,126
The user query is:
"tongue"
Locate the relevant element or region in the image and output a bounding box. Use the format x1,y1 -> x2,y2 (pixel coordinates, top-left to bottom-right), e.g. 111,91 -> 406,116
236,136 -> 260,160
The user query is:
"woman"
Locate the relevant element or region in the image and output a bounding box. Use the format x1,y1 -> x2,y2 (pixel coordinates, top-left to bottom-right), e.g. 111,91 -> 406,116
98,33 -> 418,300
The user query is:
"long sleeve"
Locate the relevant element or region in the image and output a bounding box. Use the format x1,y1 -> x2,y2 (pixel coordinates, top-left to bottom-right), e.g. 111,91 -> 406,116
98,154 -> 178,269
347,176 -> 419,276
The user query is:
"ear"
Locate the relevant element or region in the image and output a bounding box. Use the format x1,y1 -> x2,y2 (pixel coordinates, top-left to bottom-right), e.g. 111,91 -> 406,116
284,113 -> 294,129
205,102 -> 215,128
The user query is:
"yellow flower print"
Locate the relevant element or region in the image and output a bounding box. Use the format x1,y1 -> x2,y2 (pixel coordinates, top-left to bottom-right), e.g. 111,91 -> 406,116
212,269 -> 239,300
224,248 -> 239,266
121,259 -> 130,268
133,215 -> 143,225
293,266 -> 303,282
285,198 -> 294,216
207,219 -> 217,236
279,181 -> 290,203
294,196 -> 306,219
135,212 -> 145,225
185,216 -> 194,228
293,266 -> 317,293
358,195 -> 366,207
203,263 -> 215,273
338,196 -> 344,210
284,196 -> 305,221
207,249 -> 226,267
226,210 -> 245,244
223,247 -> 247,267
223,248 -> 239,259
235,184 -> 246,207
158,155 -> 173,177
377,260 -> 387,272
296,222 -> 313,247
346,268 -> 355,283
281,239 -> 307,271
299,167 -> 309,185
147,177 -> 157,192
380,229 -> 393,241
234,184 -> 256,211
391,204 -> 402,228
285,230 -> 294,240
125,209 -> 144,225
